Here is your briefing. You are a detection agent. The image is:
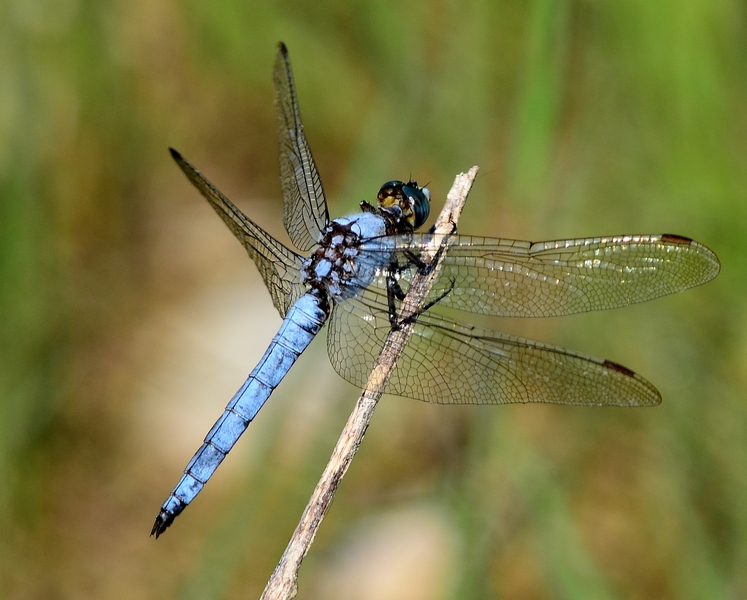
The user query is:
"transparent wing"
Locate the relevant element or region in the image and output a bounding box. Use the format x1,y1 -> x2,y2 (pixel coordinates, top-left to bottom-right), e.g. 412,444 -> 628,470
170,148 -> 306,316
327,287 -> 660,406
274,42 -> 329,252
358,233 -> 720,317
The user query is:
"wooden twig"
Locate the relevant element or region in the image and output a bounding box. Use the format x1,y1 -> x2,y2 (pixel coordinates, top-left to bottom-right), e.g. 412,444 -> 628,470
260,167 -> 479,600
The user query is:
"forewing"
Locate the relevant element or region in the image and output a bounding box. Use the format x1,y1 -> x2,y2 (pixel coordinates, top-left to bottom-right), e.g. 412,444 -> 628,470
359,233 -> 720,317
328,288 -> 660,406
274,43 -> 329,252
171,149 -> 306,316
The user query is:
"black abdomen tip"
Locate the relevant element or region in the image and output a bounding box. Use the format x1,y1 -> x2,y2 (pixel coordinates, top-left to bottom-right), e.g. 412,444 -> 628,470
151,511 -> 175,538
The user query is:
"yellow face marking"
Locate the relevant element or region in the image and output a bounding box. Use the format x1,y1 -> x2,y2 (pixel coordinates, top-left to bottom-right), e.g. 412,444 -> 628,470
377,185 -> 417,226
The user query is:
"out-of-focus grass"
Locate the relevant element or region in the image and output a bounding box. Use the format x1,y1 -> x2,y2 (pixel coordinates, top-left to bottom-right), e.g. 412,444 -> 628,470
1,0 -> 745,598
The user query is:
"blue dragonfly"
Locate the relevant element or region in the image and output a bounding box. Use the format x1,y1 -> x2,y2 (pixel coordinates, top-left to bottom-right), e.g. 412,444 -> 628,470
151,43 -> 720,537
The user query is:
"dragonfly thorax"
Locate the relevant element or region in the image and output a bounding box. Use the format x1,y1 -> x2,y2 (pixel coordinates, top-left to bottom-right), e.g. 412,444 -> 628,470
302,212 -> 390,304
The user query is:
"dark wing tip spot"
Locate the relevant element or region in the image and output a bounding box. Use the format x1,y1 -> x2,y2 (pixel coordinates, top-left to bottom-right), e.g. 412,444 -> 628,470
169,147 -> 182,161
661,233 -> 693,245
278,41 -> 288,55
602,359 -> 636,378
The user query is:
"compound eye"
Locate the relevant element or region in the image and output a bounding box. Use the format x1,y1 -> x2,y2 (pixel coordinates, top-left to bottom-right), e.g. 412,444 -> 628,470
401,183 -> 430,229
376,180 -> 430,229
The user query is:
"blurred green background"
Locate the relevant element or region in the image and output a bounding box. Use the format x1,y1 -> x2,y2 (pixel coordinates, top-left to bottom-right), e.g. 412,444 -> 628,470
1,0 -> 745,598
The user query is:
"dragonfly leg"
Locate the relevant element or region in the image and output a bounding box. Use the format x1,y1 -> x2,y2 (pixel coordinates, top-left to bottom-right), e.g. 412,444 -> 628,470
400,277 -> 456,326
387,225 -> 458,329
388,276 -> 456,330
403,222 -> 457,276
386,264 -> 407,326
403,250 -> 426,271
422,222 -> 457,275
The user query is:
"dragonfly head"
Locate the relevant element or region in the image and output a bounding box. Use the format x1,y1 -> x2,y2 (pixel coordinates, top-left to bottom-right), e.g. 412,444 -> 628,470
377,180 -> 431,230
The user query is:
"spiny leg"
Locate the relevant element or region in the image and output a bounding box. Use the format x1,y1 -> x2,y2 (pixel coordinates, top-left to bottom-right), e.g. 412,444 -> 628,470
387,268 -> 456,330
397,278 -> 456,327
386,263 -> 407,327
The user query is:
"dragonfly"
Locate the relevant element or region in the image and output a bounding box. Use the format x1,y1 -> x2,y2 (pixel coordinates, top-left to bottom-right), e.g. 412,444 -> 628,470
151,43 -> 720,537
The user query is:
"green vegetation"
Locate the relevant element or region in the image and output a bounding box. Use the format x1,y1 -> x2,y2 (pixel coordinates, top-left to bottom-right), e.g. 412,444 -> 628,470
1,0 -> 745,598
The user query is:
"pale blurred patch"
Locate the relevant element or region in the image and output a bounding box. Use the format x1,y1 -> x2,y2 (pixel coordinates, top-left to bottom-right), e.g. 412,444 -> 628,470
310,504 -> 459,600
131,280 -> 279,468
127,182 -> 288,480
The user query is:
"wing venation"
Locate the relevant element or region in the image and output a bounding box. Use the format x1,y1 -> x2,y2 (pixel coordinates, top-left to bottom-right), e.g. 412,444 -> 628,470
327,288 -> 660,406
358,233 -> 720,317
274,43 -> 329,251
170,148 -> 305,316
